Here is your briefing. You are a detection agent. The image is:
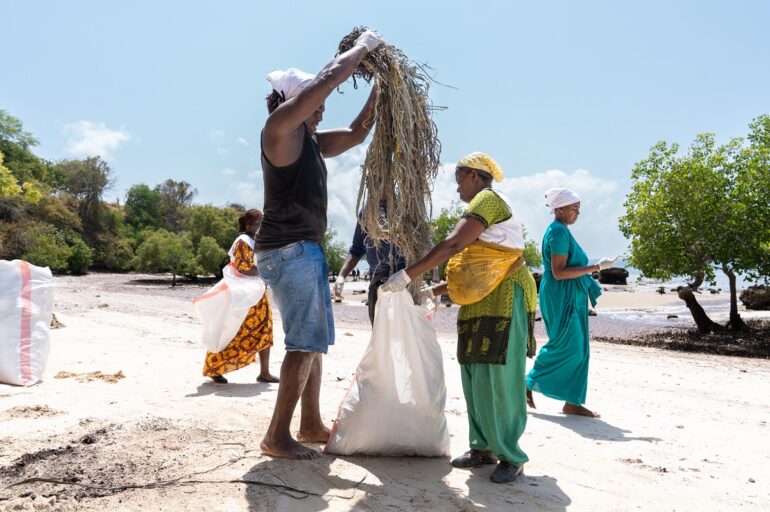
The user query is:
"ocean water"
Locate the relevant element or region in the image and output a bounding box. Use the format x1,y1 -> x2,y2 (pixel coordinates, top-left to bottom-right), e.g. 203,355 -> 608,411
617,260 -> 765,292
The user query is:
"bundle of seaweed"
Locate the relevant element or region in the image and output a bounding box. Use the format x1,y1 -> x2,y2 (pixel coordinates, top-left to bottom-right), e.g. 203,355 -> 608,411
337,27 -> 442,289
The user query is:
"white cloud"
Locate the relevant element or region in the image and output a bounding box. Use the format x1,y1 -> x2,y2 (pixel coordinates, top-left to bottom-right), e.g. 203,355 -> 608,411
222,146 -> 629,260
208,129 -> 225,143
236,137 -> 249,146
63,120 -> 130,159
221,168 -> 237,177
217,147 -> 229,155
324,150 -> 629,259
429,165 -> 628,259
228,180 -> 262,207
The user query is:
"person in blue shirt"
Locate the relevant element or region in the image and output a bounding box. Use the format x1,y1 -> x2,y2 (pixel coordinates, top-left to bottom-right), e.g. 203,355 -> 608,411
335,200 -> 406,324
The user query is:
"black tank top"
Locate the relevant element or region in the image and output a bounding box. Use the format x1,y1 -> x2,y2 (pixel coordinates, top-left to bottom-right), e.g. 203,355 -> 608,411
254,126 -> 328,251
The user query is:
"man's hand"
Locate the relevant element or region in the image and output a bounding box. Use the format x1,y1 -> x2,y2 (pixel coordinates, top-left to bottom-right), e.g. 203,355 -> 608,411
354,30 -> 384,52
380,269 -> 411,293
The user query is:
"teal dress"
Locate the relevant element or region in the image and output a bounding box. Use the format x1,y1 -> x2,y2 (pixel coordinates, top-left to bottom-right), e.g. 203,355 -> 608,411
526,221 -> 601,405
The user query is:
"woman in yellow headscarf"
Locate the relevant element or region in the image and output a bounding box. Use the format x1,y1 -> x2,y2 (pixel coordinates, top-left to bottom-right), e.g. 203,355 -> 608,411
382,152 -> 536,484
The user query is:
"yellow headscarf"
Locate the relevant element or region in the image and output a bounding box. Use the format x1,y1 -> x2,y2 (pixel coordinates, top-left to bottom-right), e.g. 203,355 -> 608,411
456,152 -> 504,182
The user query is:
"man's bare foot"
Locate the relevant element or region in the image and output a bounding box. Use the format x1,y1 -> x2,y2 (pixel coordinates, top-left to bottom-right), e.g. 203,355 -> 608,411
260,436 -> 321,460
296,425 -> 332,444
563,403 -> 600,418
526,389 -> 536,409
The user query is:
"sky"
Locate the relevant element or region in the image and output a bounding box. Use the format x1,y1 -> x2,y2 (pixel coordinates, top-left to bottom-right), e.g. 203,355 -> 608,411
3,1 -> 769,258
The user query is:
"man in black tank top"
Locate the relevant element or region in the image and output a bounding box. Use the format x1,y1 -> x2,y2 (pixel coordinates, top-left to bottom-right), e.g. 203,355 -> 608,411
255,30 -> 384,461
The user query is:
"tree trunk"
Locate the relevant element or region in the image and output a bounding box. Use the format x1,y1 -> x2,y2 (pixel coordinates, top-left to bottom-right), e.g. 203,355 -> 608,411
722,264 -> 748,331
687,271 -> 704,291
172,272 -> 177,287
678,287 -> 724,334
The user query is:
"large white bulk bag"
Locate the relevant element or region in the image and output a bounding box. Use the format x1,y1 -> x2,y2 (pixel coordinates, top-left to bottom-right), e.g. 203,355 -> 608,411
0,260 -> 54,387
193,263 -> 266,353
325,289 -> 450,457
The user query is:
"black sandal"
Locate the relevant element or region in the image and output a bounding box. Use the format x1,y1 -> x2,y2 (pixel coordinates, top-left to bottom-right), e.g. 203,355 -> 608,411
210,375 -> 228,384
257,375 -> 280,383
450,449 -> 498,468
489,461 -> 523,483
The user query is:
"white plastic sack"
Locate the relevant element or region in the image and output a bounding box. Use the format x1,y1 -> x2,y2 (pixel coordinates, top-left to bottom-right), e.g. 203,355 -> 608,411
0,260 -> 54,387
325,289 -> 450,457
193,263 -> 266,353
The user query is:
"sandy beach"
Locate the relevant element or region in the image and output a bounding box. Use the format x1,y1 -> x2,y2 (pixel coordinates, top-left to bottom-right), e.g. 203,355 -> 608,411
1,273 -> 769,511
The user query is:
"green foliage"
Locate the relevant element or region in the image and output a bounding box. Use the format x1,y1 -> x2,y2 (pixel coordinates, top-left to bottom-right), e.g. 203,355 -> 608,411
431,201 -> 464,246
0,150 -> 42,202
29,195 -> 82,233
523,237 -> 542,270
156,179 -> 196,232
321,227 -> 348,275
125,184 -> 163,230
65,234 -> 93,274
0,110 -> 55,186
430,202 -> 464,279
196,235 -> 228,275
94,235 -> 135,272
22,224 -> 72,272
0,150 -> 22,197
56,157 -> 114,242
133,229 -> 197,285
184,205 -> 239,249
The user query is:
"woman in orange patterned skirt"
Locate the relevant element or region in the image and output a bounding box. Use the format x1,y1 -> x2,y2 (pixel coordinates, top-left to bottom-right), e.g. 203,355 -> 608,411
203,209 -> 279,384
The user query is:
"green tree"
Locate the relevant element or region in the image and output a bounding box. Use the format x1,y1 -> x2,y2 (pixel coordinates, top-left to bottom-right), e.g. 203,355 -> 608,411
321,227 -> 348,275
56,157 -> 114,242
133,229 -> 197,286
0,110 -> 55,186
65,234 -> 93,274
431,201 -> 464,246
0,150 -> 42,203
125,183 -> 163,230
196,235 -> 228,276
22,224 -> 72,272
0,150 -> 21,197
522,228 -> 543,270
619,116 -> 770,333
430,202 -> 464,279
156,179 -> 197,232
183,205 -> 239,249
29,195 -> 82,233
94,234 -> 135,272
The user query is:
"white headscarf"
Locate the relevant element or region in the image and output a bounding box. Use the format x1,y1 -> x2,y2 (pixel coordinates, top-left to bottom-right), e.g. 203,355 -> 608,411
545,188 -> 580,213
266,68 -> 316,101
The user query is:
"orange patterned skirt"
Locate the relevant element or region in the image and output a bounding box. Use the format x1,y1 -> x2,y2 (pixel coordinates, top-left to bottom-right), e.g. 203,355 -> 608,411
202,294 -> 273,376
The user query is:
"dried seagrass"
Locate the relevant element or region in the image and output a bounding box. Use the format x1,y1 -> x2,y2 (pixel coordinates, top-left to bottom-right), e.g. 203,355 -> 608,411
337,27 -> 442,291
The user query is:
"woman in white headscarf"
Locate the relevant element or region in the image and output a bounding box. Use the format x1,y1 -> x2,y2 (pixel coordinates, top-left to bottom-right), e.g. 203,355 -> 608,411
525,188 -> 611,418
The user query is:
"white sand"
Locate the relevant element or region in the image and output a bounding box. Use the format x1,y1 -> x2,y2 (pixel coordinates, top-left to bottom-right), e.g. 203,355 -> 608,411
1,274 -> 769,511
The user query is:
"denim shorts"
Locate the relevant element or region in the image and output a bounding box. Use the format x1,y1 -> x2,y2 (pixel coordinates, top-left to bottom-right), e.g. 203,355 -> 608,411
256,242 -> 334,353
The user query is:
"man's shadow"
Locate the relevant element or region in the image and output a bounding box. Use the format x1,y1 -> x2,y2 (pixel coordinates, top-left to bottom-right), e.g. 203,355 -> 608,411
185,382 -> 272,398
242,452 -> 480,512
530,412 -> 661,442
